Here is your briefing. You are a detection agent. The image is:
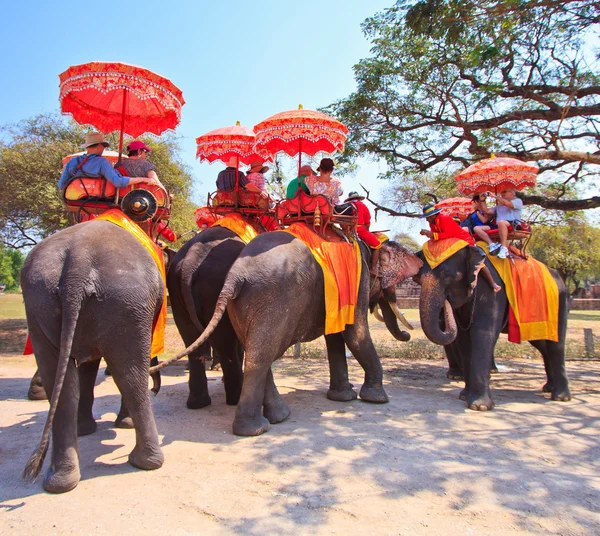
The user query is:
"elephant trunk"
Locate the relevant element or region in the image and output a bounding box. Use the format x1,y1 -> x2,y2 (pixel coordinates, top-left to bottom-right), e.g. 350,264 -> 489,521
378,299 -> 411,342
419,274 -> 457,346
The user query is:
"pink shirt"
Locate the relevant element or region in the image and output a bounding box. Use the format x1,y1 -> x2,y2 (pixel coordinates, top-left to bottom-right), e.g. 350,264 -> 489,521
246,172 -> 266,192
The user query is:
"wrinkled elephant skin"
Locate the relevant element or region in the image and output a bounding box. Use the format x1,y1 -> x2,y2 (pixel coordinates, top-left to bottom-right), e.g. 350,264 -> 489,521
21,221 -> 165,493
416,246 -> 571,410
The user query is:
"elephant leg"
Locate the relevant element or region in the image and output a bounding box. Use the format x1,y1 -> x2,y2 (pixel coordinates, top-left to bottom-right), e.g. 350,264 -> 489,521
263,368 -> 290,424
464,326 -> 496,411
342,327 -> 388,404
210,319 -> 243,405
150,356 -> 161,396
28,368 -> 48,401
325,333 -> 357,401
77,358 -> 101,436
104,348 -> 163,471
233,357 -> 272,437
115,398 -> 134,429
188,348 -> 212,409
443,344 -> 464,381
530,340 -> 571,401
30,329 -> 81,493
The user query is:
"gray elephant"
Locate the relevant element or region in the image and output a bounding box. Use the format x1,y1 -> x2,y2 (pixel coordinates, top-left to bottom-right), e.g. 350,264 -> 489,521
21,220 -> 165,493
415,246 -> 571,410
167,226 -> 246,408
155,232 -> 423,436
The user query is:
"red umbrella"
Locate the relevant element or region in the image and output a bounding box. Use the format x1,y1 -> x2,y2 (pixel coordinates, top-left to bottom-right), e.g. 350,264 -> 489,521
195,122 -> 272,166
456,156 -> 538,195
253,105 -> 348,173
59,61 -> 185,158
435,197 -> 473,220
62,150 -> 126,167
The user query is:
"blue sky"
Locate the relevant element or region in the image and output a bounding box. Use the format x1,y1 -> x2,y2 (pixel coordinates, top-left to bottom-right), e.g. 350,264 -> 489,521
1,0 -> 425,238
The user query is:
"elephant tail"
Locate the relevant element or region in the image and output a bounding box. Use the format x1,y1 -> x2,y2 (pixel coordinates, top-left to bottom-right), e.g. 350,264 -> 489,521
23,287 -> 83,482
149,276 -> 239,374
180,254 -> 205,333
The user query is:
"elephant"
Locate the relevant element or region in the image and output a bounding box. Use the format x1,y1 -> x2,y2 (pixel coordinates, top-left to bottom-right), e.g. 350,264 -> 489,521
167,226 -> 246,408
154,232 -> 423,437
414,245 -> 571,410
21,220 -> 165,493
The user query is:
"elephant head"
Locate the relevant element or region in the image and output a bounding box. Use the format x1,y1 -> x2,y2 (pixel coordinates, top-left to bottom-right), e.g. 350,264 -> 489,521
369,241 -> 423,342
415,246 -> 485,346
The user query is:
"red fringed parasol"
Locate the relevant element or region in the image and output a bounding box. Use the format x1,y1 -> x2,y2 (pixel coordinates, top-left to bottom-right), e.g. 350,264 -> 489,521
195,122 -> 272,166
253,105 -> 348,172
435,197 -> 473,220
456,156 -> 538,195
59,61 -> 185,156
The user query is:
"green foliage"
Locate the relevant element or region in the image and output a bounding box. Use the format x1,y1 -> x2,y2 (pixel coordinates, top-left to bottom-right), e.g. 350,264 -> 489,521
529,216 -> 600,293
328,0 -> 600,214
0,113 -> 196,248
391,232 -> 421,252
0,246 -> 25,290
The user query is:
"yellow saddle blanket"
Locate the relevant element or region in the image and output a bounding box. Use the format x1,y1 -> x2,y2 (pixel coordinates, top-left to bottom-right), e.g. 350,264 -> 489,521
211,212 -> 259,244
422,238 -> 470,269
478,242 -> 559,343
282,223 -> 362,335
96,209 -> 167,356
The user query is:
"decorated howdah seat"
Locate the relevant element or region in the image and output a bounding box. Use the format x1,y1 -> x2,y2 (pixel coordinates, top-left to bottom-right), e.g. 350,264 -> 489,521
485,221 -> 533,255
208,189 -> 270,217
275,191 -> 358,233
62,177 -> 172,226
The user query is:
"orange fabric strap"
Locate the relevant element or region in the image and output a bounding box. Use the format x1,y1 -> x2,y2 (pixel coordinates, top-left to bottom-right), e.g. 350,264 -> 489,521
211,213 -> 259,244
281,223 -> 362,335
96,209 -> 167,356
422,238 -> 470,269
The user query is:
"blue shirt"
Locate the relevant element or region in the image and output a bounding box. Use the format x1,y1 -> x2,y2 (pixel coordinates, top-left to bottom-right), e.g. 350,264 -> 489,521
58,154 -> 131,190
216,167 -> 248,191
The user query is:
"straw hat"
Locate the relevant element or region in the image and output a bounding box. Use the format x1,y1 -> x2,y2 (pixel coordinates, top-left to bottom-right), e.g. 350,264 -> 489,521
344,191 -> 365,202
248,160 -> 270,174
80,132 -> 109,149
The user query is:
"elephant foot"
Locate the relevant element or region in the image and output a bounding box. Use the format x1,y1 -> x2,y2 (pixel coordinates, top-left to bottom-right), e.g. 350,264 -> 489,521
467,393 -> 495,411
128,444 -> 164,471
104,366 -> 112,376
359,385 -> 389,404
264,401 -> 290,425
327,387 -> 358,402
551,388 -> 572,402
446,369 -> 464,382
27,384 -> 48,401
186,393 -> 212,410
542,382 -> 553,393
43,464 -> 81,494
232,414 -> 270,437
224,381 -> 242,406
459,388 -> 468,401
115,414 -> 134,429
77,417 -> 97,437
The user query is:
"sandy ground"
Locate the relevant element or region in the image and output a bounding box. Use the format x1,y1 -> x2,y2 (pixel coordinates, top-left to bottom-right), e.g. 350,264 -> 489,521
1,354 -> 599,536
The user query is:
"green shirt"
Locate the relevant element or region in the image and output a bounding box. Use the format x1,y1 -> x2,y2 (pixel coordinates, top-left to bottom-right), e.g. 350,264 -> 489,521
286,175 -> 310,199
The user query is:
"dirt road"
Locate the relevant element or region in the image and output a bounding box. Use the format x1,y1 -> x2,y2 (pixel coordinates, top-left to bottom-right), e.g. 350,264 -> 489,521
1,354 -> 599,535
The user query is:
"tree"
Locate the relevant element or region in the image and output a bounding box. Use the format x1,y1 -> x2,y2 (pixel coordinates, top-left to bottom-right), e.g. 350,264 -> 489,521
0,245 -> 25,290
328,0 -> 600,215
529,216 -> 600,294
391,232 -> 421,252
0,113 -> 196,248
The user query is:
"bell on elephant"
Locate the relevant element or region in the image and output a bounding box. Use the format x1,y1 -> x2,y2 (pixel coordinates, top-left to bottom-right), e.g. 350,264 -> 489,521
121,189 -> 159,222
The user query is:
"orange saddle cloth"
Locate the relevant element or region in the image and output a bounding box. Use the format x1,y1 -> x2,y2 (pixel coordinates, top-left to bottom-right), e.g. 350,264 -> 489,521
281,223 -> 362,335
478,242 -> 559,343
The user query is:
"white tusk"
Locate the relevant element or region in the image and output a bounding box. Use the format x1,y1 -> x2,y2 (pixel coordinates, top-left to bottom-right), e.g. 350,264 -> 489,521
390,302 -> 414,330
372,305 -> 385,322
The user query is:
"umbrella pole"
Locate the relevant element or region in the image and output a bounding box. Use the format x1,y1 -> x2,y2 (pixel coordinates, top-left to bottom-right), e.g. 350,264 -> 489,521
235,156 -> 239,209
117,88 -> 127,166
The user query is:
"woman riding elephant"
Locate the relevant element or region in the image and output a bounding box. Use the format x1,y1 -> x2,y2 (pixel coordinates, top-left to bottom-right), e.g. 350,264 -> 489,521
21,219 -> 165,493
414,243 -> 571,411
155,231 -> 423,437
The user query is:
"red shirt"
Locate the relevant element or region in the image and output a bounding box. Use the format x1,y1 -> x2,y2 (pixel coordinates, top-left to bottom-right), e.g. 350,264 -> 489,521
430,214 -> 475,246
352,200 -> 371,227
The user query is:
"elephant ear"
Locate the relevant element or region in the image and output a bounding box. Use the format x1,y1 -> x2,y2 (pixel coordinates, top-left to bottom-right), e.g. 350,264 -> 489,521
466,246 -> 486,296
380,241 -> 423,290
